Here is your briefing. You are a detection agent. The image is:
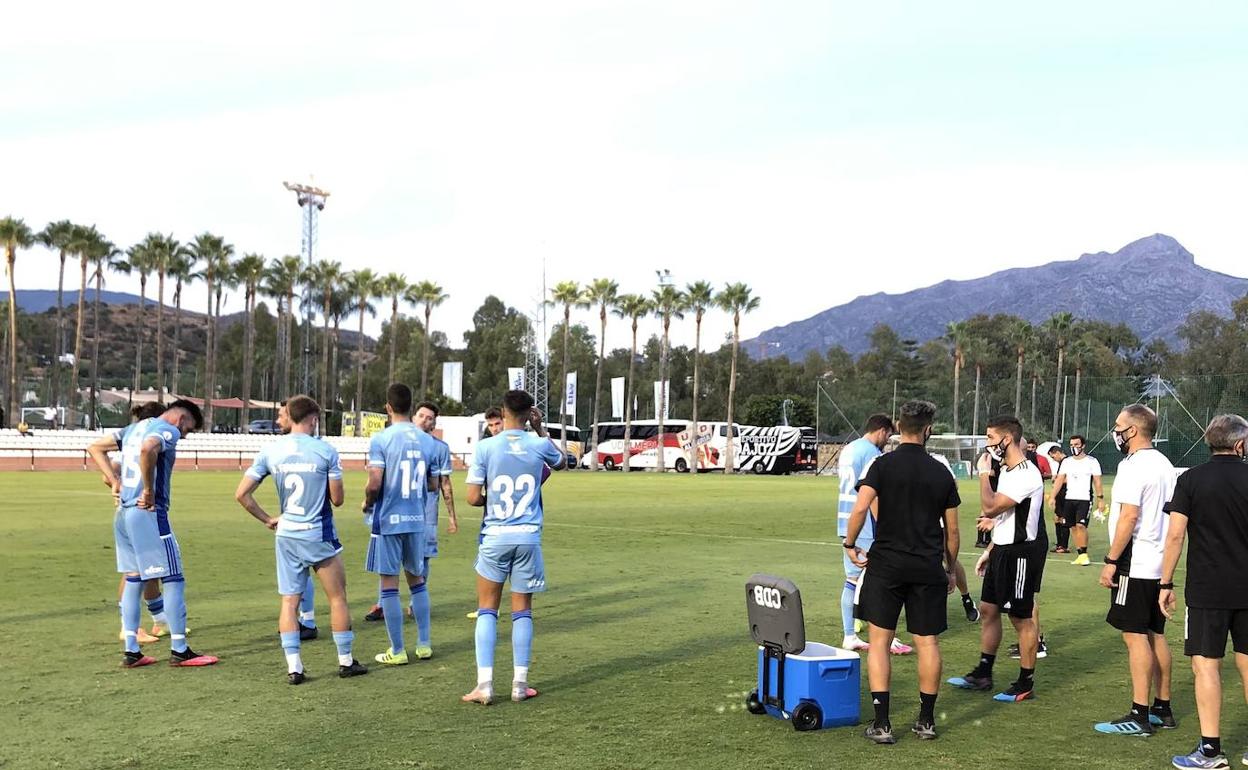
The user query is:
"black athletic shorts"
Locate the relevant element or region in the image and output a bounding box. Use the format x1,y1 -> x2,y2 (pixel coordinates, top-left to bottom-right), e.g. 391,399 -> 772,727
1061,499 -> 1091,527
855,567 -> 949,637
1184,607 -> 1248,658
981,544 -> 1041,618
1106,575 -> 1166,634
1031,539 -> 1047,595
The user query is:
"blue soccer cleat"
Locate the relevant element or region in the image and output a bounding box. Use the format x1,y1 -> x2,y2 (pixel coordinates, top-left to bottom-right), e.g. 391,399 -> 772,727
1094,714 -> 1154,736
1171,744 -> 1229,769
992,682 -> 1035,703
947,673 -> 992,690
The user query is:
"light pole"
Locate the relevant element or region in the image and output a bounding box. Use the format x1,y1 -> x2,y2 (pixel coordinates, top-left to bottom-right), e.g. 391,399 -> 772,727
282,181 -> 329,397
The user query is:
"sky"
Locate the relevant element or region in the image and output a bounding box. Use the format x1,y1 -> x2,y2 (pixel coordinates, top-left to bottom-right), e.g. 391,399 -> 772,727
5,1 -> 1248,356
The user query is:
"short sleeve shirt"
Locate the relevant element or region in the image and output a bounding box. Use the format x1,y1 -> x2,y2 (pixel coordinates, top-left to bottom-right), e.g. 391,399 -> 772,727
1058,456 -> 1102,501
1109,448 -> 1176,579
991,460 -> 1044,547
1165,456 -> 1248,607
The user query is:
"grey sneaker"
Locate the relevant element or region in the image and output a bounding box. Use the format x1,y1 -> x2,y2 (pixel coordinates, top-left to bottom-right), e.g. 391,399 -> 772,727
1170,744 -> 1228,769
864,723 -> 896,745
911,721 -> 937,740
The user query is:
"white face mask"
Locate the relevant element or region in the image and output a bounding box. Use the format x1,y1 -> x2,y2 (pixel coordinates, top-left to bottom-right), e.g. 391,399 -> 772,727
1112,427 -> 1133,455
986,441 -> 1006,462
1070,445 -> 1083,456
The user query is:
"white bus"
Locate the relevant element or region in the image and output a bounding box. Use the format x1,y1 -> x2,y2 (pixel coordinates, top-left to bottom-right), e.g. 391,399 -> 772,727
585,419 -> 701,472
698,422 -> 814,474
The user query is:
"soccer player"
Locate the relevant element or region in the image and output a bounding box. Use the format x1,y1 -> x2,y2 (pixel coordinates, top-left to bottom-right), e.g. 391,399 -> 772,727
1093,405 -> 1176,736
837,414 -> 916,653
1046,444 -> 1071,552
467,408 -> 506,622
272,401 -> 320,641
364,383 -> 438,665
414,401 -> 459,648
845,400 -> 960,743
234,395 -> 368,684
110,401 -> 169,644
462,391 -> 565,706
948,416 -> 1043,703
87,399 -> 218,668
1162,414 -> 1248,769
1008,437 -> 1051,660
1049,434 -> 1105,566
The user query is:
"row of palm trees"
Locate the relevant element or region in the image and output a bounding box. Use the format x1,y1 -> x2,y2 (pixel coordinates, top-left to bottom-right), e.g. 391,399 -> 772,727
547,279 -> 758,474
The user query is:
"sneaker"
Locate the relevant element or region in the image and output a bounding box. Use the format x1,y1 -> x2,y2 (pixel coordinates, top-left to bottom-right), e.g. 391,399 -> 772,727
1149,709 -> 1178,729
461,685 -> 494,705
1072,553 -> 1091,566
365,604 -> 385,622
911,721 -> 937,740
288,670 -> 307,685
947,672 -> 993,690
854,619 -> 866,635
413,645 -> 433,660
1007,643 -> 1021,659
374,648 -> 409,665
863,723 -> 896,745
962,596 -> 980,622
169,647 -> 219,667
119,628 -> 160,645
298,623 -> 318,641
1037,639 -> 1049,659
466,610 -> 479,620
1093,714 -> 1154,736
889,639 -> 914,655
841,635 -> 870,652
993,682 -> 1035,702
1171,745 -> 1229,769
512,683 -> 539,702
122,650 -> 157,668
338,660 -> 369,678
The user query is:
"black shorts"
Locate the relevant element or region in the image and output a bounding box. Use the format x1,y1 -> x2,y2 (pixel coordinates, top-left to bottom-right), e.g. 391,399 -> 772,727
855,568 -> 949,637
981,544 -> 1041,618
1031,540 -> 1047,595
1106,575 -> 1166,634
1061,499 -> 1091,527
1184,607 -> 1248,658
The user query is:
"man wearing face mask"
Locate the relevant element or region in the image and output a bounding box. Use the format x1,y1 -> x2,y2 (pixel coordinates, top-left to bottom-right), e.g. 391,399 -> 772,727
1093,404 -> 1176,737
1050,435 -> 1105,567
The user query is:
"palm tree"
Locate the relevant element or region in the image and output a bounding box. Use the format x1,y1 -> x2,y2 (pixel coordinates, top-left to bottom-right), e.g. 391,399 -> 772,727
964,340 -> 987,436
944,321 -> 969,436
407,280 -> 449,399
345,269 -> 379,435
379,273 -> 408,386
650,283 -> 686,472
1007,319 -> 1033,417
1042,312 -> 1076,438
328,286 -> 350,418
684,281 -> 715,474
88,241 -> 124,429
166,247 -> 196,396
213,254 -> 241,413
125,237 -> 160,392
150,234 -> 177,401
264,255 -> 304,400
1068,336 -> 1094,434
234,254 -> 267,429
0,217 -> 34,426
306,259 -> 342,403
189,233 -> 233,428
613,294 -> 651,471
35,220 -> 76,418
583,278 -> 619,470
715,283 -> 759,475
548,280 -> 587,462
67,225 -> 106,419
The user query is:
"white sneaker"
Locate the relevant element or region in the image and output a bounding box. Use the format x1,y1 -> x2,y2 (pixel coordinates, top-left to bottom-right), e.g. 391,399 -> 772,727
841,635 -> 870,652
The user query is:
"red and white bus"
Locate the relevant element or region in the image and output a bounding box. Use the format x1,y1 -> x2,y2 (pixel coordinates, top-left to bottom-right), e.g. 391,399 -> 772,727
586,419 -> 708,472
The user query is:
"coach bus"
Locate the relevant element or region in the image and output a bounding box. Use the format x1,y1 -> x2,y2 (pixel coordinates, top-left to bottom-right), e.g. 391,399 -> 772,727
543,423 -> 584,467
701,423 -> 811,474
586,419 -> 706,472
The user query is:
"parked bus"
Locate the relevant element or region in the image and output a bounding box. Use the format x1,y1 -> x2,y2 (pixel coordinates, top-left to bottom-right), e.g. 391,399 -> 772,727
586,419 -> 700,472
544,423 -> 584,467
701,422 -> 812,474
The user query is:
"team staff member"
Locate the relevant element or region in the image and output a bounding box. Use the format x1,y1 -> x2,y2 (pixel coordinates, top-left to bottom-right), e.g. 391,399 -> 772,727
1050,435 -> 1105,566
846,400 -> 961,744
1094,405 -> 1176,737
1046,444 -> 1071,552
1162,414 -> 1248,769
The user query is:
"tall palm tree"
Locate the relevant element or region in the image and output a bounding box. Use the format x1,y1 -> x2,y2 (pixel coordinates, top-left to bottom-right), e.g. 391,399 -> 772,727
379,273 -> 408,386
715,283 -> 759,475
89,241 -> 124,429
189,233 -> 233,428
35,220 -> 76,418
0,217 -> 34,426
149,234 -> 177,401
213,254 -> 240,412
583,278 -> 619,470
548,280 -> 587,462
264,255 -> 304,400
684,280 -> 715,474
964,340 -> 987,436
407,280 -> 449,399
944,321 -> 969,435
328,286 -> 350,419
67,225 -> 106,419
1007,319 -> 1033,417
125,238 -> 159,392
613,294 -> 651,472
1068,336 -> 1094,434
650,283 -> 686,472
1042,312 -> 1076,438
306,259 -> 342,403
166,247 -> 196,396
234,254 -> 267,429
345,269 -> 379,435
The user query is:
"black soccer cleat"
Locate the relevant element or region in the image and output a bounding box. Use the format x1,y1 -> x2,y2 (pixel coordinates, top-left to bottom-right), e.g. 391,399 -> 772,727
122,650 -> 156,668
288,670 -> 307,685
339,659 -> 369,678
169,647 -> 219,667
1149,708 -> 1177,729
364,604 -> 384,622
962,595 -> 980,622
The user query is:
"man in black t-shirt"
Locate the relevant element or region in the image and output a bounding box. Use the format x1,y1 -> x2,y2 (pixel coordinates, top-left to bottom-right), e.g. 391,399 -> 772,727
845,400 -> 961,745
1160,414 -> 1248,769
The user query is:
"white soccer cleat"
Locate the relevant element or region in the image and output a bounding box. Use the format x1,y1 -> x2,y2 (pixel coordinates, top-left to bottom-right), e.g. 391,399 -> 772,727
841,635 -> 870,652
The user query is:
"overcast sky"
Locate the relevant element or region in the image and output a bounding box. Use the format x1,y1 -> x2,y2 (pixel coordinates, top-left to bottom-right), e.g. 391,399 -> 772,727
5,1 -> 1247,355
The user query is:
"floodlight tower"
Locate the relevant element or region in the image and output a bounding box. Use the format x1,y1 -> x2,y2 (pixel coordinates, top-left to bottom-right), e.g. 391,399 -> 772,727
283,180 -> 330,396
525,264 -> 550,417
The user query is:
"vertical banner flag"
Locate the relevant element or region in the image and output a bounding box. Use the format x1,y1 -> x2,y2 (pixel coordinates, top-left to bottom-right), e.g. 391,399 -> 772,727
610,377 -> 625,418
508,367 -> 526,391
653,380 -> 669,420
564,372 -> 577,420
442,361 -> 463,403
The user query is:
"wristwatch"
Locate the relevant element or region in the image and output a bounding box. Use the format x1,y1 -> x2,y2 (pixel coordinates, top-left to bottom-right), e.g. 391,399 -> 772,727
843,541 -> 857,550
1103,555 -> 1118,565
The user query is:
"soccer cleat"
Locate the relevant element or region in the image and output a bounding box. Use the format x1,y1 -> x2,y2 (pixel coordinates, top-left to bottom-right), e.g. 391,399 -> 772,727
466,610 -> 479,620
413,645 -> 433,660
365,604 -> 385,622
1093,714 -> 1154,736
462,685 -> 494,705
120,628 -> 160,645
863,723 -> 896,745
149,623 -> 188,638
1072,553 -> 1091,566
841,635 -> 870,652
122,651 -> 157,668
854,619 -> 866,635
298,622 -> 318,641
338,660 -> 369,678
1008,643 -> 1021,660
911,721 -> 938,740
962,596 -> 980,622
1149,710 -> 1178,729
512,684 -> 539,702
1037,639 -> 1049,659
374,648 -> 409,666
889,639 -> 914,655
288,670 -> 307,685
169,647 -> 219,667
948,673 -> 993,691
993,682 -> 1035,703
1171,746 -> 1230,769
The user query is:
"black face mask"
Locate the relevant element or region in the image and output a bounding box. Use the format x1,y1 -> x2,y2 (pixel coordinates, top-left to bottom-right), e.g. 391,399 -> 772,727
1112,426 -> 1134,455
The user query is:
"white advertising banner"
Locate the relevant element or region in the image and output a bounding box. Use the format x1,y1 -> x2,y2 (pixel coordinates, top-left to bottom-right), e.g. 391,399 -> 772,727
442,361 -> 463,403
508,367 -> 526,391
564,371 -> 577,420
610,377 -> 625,418
653,380 -> 669,420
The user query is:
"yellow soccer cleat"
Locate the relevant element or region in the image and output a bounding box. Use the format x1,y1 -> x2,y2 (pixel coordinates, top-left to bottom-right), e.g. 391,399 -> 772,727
466,610 -> 479,620
413,645 -> 433,660
119,628 -> 161,644
375,647 -> 409,665
1071,553 -> 1091,566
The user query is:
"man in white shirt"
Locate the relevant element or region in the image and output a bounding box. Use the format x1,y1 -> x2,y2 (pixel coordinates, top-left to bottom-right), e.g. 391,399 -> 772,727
1094,404 -> 1177,737
1049,434 -> 1105,566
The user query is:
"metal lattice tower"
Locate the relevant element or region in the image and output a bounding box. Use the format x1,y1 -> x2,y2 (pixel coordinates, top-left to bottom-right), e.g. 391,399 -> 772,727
283,181 -> 329,396
525,267 -> 549,415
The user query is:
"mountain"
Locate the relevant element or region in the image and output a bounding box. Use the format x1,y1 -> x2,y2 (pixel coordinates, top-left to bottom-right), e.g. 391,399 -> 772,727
747,234 -> 1248,358
16,289 -> 145,313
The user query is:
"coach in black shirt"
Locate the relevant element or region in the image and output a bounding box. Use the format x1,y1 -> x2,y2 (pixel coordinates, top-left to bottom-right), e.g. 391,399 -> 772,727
1160,414 -> 1248,768
846,400 -> 961,745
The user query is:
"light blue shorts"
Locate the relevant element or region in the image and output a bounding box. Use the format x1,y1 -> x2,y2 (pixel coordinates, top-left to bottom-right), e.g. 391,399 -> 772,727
276,536 -> 342,595
424,495 -> 440,558
842,541 -> 872,581
365,532 -> 426,577
114,506 -> 182,579
475,543 -> 546,593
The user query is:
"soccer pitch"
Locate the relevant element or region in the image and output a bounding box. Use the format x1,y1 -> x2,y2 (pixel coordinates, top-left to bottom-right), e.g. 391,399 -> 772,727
0,471 -> 1227,769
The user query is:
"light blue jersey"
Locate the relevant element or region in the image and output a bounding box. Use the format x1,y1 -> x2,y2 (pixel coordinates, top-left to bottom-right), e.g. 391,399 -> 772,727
836,437 -> 881,541
425,437 -> 453,545
246,434 -> 343,544
467,429 -> 563,546
119,417 -> 181,519
368,422 -> 436,536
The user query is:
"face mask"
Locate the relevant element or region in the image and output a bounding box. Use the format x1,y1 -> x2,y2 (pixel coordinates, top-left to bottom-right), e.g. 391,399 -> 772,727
986,441 -> 1006,462
1070,445 -> 1083,456
1112,427 -> 1133,455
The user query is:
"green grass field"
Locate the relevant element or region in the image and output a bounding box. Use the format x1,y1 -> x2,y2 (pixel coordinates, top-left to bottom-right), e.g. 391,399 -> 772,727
0,470 -> 1234,769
